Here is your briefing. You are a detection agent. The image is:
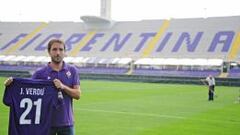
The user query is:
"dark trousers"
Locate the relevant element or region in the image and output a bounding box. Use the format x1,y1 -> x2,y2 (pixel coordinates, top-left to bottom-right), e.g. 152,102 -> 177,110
208,85 -> 215,101
49,126 -> 74,135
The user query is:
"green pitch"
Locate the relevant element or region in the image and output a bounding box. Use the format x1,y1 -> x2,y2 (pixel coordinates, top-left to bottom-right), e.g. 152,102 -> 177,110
0,77 -> 240,135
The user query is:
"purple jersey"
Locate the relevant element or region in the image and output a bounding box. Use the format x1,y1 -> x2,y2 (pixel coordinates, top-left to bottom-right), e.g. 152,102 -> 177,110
32,62 -> 80,127
3,78 -> 58,135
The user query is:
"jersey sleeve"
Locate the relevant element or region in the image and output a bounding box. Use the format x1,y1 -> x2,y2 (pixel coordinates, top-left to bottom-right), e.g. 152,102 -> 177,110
3,86 -> 12,106
32,70 -> 40,79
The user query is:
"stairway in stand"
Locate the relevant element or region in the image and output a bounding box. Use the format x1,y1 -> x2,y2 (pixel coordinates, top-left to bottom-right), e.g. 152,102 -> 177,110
218,72 -> 228,78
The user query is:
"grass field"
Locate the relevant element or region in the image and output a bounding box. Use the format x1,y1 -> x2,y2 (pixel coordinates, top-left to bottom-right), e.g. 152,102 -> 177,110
0,76 -> 240,135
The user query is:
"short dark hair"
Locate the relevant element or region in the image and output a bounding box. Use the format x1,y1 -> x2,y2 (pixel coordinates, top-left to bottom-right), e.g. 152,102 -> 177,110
47,39 -> 66,52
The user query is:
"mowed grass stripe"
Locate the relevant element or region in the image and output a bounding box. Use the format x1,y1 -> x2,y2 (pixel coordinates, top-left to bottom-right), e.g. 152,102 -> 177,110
76,107 -> 240,124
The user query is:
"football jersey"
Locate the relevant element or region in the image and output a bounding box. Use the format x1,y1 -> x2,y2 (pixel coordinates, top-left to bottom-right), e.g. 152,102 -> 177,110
3,78 -> 59,135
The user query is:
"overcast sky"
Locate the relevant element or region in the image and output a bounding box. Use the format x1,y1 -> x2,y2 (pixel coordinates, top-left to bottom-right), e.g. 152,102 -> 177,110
0,0 -> 239,22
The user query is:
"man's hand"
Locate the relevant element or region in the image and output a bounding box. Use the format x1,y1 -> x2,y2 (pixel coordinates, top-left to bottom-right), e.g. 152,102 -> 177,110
4,77 -> 13,86
53,79 -> 65,90
53,79 -> 81,100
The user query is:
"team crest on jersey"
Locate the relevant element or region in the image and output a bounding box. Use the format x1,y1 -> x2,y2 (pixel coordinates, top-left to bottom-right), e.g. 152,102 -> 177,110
66,71 -> 71,78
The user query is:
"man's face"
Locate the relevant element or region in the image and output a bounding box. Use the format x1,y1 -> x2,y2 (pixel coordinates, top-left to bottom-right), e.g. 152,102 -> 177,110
49,42 -> 65,64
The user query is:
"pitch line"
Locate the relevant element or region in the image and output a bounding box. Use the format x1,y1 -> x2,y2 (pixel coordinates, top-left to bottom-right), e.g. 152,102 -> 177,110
76,108 -> 240,124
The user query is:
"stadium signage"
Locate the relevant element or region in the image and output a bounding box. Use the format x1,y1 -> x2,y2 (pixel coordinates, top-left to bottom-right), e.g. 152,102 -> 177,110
0,31 -> 234,53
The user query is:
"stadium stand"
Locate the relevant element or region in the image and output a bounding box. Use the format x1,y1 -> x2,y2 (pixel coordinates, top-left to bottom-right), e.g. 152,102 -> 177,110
1,16 -> 240,85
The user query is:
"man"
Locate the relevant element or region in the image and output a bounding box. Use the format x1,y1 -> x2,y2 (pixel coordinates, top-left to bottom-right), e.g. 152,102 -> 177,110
201,75 -> 215,101
4,39 -> 81,135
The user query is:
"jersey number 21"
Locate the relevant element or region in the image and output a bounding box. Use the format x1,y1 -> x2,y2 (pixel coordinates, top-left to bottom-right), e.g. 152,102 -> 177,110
19,98 -> 42,125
